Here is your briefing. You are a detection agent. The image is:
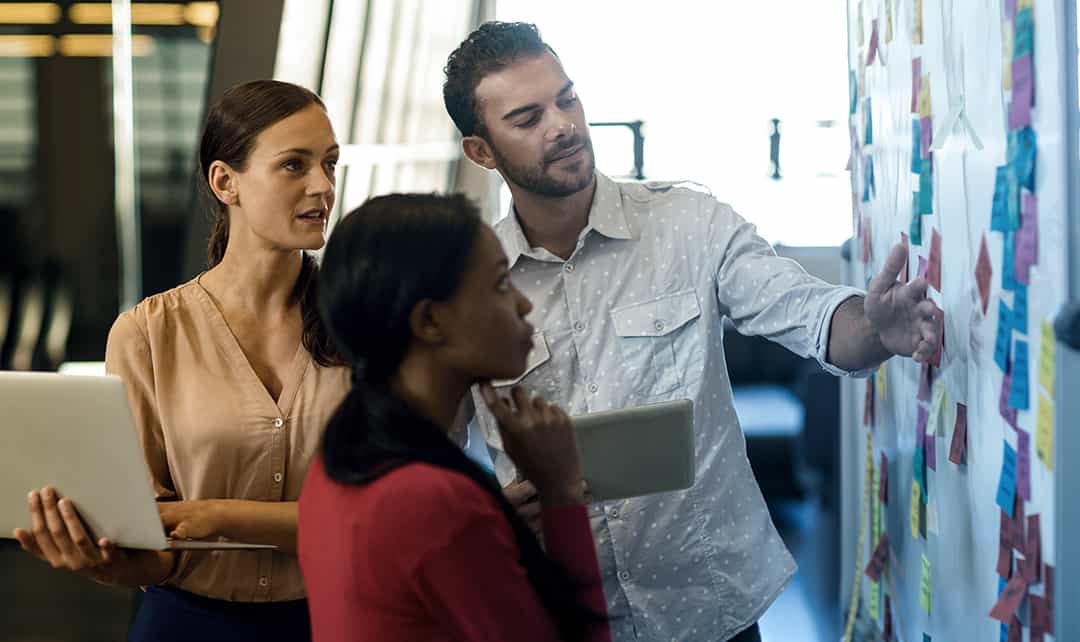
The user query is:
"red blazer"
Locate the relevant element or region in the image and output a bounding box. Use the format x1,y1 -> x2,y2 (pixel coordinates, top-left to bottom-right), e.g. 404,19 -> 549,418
299,458 -> 611,642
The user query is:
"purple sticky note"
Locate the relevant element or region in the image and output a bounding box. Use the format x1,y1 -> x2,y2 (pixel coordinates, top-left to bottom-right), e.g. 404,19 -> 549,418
1016,193 -> 1039,284
917,405 -> 929,446
1017,429 -> 1031,500
867,19 -> 880,65
920,116 -> 933,158
1010,54 -> 1034,130
926,430 -> 937,471
1000,371 -> 1019,428
918,256 -> 929,280
1005,0 -> 1017,19
911,58 -> 922,113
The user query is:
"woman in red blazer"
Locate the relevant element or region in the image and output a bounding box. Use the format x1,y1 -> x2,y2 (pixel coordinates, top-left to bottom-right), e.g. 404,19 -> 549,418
298,193 -> 610,642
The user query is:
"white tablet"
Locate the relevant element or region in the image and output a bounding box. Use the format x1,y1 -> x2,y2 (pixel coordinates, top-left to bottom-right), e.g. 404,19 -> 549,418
573,399 -> 696,501
0,372 -> 274,551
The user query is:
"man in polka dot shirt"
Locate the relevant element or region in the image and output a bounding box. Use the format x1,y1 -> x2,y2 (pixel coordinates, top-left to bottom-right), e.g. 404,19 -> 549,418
444,22 -> 939,642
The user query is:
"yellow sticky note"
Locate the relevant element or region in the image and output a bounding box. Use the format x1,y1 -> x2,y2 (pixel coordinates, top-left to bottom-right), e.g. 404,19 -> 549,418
872,464 -> 881,543
920,554 -> 932,613
1002,25 -> 1014,90
1037,393 -> 1054,469
928,379 -> 946,436
1017,0 -> 1034,8
885,0 -> 894,42
918,73 -> 932,118
926,498 -> 939,535
869,579 -> 881,620
1040,320 -> 1056,393
910,480 -> 922,539
914,0 -> 924,43
876,364 -> 888,401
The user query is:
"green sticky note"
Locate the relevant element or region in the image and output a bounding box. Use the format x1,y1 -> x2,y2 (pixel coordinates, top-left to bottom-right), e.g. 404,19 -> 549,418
918,158 -> 934,214
910,204 -> 923,245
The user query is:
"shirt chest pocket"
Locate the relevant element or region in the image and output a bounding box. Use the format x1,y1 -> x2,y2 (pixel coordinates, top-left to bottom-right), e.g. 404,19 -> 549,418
610,289 -> 702,399
491,331 -> 552,389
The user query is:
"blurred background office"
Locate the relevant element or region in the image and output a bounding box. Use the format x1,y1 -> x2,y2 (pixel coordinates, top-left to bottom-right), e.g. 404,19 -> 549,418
1,1 -> 853,640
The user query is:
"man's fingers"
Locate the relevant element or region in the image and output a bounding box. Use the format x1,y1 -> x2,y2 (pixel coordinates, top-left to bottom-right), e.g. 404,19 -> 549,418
868,242 -> 908,296
510,386 -> 532,417
916,299 -> 938,322
900,277 -> 930,304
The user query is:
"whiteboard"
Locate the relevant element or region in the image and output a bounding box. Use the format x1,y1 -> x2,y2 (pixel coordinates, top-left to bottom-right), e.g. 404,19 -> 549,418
841,0 -> 1069,640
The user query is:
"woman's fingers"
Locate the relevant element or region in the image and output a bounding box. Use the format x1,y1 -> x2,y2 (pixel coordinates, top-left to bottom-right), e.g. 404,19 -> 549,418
59,498 -> 103,565
39,488 -> 78,564
28,490 -> 63,565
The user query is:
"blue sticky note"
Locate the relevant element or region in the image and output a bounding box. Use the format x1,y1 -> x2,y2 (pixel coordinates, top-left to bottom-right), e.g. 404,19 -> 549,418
1006,168 -> 1021,230
1010,340 -> 1030,410
994,300 -> 1013,372
918,155 -> 933,214
910,205 -> 923,245
912,119 -> 922,173
1013,284 -> 1028,333
850,71 -> 858,115
1015,127 -> 1037,191
1002,232 -> 1018,292
865,98 -> 873,145
863,156 -> 875,202
1015,8 -> 1033,57
996,442 -> 1017,517
991,166 -> 1010,232
924,635 -> 931,642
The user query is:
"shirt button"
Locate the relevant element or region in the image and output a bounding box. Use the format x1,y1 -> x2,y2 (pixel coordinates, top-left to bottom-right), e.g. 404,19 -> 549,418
573,321 -> 585,332
273,417 -> 284,428
564,262 -> 575,273
618,570 -> 631,582
653,319 -> 665,332
273,473 -> 283,483
588,382 -> 599,394
608,508 -> 620,519
258,577 -> 268,587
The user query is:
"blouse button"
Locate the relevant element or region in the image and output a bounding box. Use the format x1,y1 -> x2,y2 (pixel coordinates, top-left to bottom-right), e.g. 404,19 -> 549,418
273,417 -> 284,428
273,473 -> 283,483
588,382 -> 599,394
258,577 -> 268,587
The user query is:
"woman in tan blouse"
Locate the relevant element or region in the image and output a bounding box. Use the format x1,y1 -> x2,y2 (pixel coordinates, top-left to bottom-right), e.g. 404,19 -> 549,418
13,80 -> 350,641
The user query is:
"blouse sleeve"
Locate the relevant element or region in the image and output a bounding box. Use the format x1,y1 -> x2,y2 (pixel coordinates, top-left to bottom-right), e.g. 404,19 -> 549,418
104,311 -> 176,502
385,471 -> 610,642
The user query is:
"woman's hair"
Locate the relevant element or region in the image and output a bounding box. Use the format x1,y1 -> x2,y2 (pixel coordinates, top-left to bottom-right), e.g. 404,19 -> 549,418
318,192 -> 601,641
197,79 -> 340,366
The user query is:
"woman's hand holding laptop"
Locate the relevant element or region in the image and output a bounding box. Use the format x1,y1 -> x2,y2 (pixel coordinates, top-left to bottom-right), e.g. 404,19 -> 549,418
13,486 -> 175,587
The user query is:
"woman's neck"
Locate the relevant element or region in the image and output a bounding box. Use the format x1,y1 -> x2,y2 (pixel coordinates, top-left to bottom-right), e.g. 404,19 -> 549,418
389,356 -> 468,435
202,245 -> 304,318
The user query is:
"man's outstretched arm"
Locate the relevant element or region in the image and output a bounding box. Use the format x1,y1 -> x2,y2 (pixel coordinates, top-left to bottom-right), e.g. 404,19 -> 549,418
826,242 -> 942,372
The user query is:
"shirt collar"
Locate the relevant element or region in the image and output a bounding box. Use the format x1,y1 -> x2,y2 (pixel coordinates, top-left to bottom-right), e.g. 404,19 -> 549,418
497,172 -> 634,267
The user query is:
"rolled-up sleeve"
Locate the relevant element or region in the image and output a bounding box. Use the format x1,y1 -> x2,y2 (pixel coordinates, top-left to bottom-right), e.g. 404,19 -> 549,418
708,200 -> 871,378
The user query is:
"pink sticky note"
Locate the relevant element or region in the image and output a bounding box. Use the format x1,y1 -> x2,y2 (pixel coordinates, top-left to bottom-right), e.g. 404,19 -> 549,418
1017,429 -> 1032,500
867,19 -> 880,65
917,255 -> 929,280
1046,564 -> 1055,633
990,574 -> 1030,622
1010,54 -> 1034,130
1000,371 -> 1019,428
1008,616 -> 1022,642
1016,193 -> 1039,284
926,427 -> 937,470
911,58 -> 922,113
864,533 -> 889,581
1030,595 -> 1048,641
927,229 -> 942,291
976,235 -> 992,313
1024,514 -> 1042,583
949,403 -> 968,464
998,511 -> 1013,578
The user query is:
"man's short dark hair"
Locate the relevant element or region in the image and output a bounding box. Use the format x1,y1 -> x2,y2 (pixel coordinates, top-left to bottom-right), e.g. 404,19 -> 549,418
443,21 -> 555,138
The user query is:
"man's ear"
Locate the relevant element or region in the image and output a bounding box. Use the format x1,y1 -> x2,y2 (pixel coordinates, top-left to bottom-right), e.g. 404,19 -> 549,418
207,160 -> 240,207
462,135 -> 497,171
408,299 -> 446,347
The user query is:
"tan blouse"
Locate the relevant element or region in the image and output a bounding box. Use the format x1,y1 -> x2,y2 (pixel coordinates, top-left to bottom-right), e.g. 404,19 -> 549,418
104,277 -> 350,602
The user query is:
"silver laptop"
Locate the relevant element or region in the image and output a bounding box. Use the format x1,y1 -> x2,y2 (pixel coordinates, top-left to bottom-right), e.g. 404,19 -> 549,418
0,371 -> 274,551
573,398 -> 696,501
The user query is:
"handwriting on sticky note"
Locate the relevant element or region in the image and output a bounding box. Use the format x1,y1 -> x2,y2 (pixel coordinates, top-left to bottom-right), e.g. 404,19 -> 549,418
1009,339 -> 1030,410
1039,319 -> 1055,392
949,403 -> 968,464
1013,284 -> 1029,334
1016,428 -> 1031,500
1036,393 -> 1054,469
919,553 -> 932,613
997,442 -> 1017,517
995,300 -> 1013,372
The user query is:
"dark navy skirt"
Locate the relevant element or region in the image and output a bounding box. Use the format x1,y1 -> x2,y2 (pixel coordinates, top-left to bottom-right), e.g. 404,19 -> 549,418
128,586 -> 310,642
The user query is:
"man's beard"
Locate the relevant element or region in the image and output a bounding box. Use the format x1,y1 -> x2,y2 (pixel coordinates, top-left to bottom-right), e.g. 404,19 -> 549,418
493,134 -> 596,198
